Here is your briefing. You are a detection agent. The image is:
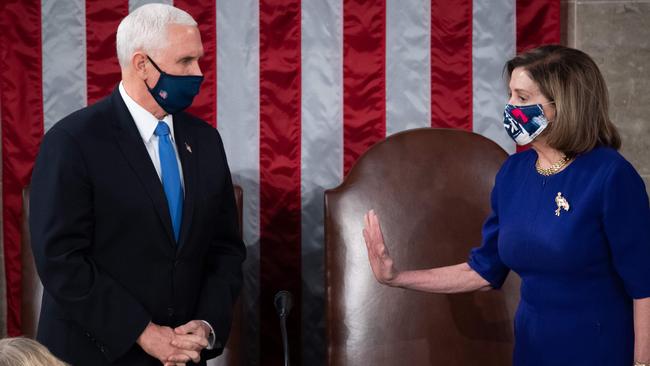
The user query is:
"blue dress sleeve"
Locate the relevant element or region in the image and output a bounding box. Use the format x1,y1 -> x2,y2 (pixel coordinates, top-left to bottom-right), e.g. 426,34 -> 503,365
603,159 -> 650,299
467,170 -> 510,289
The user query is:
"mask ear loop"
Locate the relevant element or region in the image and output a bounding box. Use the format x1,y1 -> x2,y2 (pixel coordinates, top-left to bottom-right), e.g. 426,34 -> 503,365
146,55 -> 165,74
541,100 -> 556,118
144,55 -> 165,91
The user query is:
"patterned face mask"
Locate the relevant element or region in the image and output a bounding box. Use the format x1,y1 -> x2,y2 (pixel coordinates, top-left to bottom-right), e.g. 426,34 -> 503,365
503,102 -> 553,145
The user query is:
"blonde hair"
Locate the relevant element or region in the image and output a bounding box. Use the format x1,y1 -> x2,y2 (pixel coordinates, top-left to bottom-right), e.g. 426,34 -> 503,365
0,338 -> 68,366
505,45 -> 621,156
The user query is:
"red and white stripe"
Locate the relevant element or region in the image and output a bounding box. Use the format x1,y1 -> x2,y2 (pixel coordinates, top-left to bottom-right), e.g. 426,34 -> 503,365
0,1 -> 560,365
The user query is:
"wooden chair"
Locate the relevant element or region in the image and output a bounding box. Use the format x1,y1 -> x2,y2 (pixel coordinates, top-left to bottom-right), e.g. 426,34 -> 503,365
21,185 -> 245,365
325,128 -> 520,365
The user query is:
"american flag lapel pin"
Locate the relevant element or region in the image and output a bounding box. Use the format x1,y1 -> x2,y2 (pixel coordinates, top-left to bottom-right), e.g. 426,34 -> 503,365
185,142 -> 192,154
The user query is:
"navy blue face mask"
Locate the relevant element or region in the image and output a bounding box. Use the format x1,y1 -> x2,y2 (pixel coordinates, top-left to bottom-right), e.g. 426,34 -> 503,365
145,56 -> 204,115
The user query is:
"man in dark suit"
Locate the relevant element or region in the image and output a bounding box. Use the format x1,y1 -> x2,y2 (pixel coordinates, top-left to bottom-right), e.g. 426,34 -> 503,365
29,4 -> 245,365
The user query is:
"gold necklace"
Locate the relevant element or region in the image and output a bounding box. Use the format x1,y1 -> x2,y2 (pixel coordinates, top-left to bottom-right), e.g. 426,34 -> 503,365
536,155 -> 570,176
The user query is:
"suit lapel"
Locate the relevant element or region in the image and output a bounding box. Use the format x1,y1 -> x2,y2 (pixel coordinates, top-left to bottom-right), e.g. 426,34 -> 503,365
109,89 -> 176,249
173,113 -> 197,251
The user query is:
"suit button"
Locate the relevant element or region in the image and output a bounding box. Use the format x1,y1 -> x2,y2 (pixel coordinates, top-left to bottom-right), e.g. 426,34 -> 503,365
167,307 -> 174,317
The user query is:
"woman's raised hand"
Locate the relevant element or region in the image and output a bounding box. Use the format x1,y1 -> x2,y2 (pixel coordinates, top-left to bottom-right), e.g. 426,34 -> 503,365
363,210 -> 399,285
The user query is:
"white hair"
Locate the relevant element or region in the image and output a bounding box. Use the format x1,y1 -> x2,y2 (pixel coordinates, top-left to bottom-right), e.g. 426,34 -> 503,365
116,3 -> 197,68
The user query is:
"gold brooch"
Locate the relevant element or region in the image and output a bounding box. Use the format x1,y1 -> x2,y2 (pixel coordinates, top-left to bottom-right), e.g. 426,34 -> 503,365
555,192 -> 570,216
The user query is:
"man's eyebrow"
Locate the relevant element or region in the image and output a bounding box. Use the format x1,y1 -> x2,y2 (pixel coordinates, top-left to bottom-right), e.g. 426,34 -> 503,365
177,56 -> 196,63
177,52 -> 204,62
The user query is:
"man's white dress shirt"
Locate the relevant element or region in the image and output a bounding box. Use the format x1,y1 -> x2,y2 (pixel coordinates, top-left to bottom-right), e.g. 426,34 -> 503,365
118,82 -> 184,190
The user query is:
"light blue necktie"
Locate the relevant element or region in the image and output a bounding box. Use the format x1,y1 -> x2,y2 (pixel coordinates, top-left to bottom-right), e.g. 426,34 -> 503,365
154,121 -> 183,242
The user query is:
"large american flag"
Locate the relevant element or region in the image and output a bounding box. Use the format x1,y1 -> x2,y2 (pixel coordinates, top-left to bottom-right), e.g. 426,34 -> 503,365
0,0 -> 559,364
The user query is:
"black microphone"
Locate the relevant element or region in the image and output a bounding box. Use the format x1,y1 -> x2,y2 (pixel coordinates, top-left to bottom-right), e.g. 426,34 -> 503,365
274,290 -> 292,366
274,290 -> 293,318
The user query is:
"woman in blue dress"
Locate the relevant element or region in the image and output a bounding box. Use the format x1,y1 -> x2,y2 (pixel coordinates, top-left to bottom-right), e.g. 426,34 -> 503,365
362,45 -> 650,365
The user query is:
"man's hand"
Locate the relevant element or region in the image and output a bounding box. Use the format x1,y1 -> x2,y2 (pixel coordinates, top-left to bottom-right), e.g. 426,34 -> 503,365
137,322 -> 201,365
170,320 -> 211,356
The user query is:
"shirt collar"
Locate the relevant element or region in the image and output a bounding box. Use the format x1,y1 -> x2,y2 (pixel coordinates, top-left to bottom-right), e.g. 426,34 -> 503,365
118,81 -> 175,143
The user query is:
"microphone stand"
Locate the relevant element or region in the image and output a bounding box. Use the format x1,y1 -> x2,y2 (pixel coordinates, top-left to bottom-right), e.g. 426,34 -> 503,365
274,290 -> 293,366
279,312 -> 289,366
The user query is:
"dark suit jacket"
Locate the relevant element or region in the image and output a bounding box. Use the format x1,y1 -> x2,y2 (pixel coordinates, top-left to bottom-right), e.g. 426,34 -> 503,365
29,88 -> 246,365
